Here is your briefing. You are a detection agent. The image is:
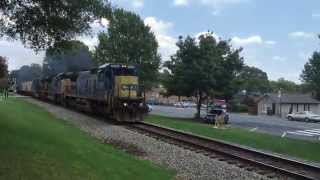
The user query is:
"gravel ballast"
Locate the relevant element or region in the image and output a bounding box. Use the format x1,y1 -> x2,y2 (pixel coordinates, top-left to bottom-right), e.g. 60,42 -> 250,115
25,98 -> 269,180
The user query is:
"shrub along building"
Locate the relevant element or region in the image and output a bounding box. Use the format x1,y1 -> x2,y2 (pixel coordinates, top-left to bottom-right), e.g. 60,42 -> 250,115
256,93 -> 320,117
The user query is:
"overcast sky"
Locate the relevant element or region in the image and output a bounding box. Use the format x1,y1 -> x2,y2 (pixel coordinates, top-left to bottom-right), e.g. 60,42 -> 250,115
2,0 -> 320,83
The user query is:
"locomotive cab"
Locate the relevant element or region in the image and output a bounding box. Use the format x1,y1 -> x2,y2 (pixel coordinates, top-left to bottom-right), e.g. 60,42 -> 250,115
105,64 -> 147,122
113,66 -> 139,99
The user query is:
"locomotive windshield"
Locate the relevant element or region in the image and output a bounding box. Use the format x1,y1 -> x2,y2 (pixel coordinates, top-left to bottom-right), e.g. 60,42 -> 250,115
112,66 -> 137,76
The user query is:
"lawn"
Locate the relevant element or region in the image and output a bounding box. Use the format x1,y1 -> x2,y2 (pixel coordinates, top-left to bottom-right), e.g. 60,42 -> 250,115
0,98 -> 174,180
146,115 -> 320,163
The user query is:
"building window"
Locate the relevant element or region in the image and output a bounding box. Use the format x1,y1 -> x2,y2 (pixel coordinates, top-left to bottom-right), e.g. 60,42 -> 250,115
308,104 -> 310,111
289,104 -> 293,113
304,104 -> 306,111
296,104 -> 299,112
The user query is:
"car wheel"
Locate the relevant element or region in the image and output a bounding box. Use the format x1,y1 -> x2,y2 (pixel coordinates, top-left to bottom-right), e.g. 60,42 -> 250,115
288,116 -> 293,121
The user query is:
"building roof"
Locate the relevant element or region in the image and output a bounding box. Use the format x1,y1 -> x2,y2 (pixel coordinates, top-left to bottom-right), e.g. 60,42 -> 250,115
257,93 -> 320,104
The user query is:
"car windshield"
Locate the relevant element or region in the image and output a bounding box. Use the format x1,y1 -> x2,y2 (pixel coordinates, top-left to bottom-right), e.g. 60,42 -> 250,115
308,112 -> 319,116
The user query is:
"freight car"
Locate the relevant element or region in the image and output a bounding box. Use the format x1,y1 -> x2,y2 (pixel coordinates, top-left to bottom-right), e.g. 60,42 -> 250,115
18,64 -> 147,122
19,81 -> 33,96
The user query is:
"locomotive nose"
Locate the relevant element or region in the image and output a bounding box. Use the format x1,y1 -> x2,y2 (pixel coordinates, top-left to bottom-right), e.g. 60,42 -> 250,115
115,76 -> 138,98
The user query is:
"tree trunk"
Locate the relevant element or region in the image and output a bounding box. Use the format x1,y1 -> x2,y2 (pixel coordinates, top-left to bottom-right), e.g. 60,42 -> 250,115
196,91 -> 203,119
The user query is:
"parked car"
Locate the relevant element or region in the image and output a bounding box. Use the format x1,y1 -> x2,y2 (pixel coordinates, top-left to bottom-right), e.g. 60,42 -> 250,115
183,101 -> 196,108
286,111 -> 320,122
174,101 -> 196,108
204,109 -> 229,124
174,102 -> 184,108
147,104 -> 153,112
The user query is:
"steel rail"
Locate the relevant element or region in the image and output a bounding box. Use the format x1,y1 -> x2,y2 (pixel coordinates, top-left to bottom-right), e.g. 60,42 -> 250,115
132,122 -> 320,180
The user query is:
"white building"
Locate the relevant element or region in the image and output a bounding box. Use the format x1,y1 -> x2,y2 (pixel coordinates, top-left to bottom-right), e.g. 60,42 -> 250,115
256,93 -> 320,117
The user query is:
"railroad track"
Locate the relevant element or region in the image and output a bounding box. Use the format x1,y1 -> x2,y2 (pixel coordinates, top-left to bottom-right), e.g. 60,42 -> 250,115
130,122 -> 320,180
20,96 -> 320,179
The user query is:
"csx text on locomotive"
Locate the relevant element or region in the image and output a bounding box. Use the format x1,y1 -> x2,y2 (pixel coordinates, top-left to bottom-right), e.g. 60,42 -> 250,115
18,64 -> 147,122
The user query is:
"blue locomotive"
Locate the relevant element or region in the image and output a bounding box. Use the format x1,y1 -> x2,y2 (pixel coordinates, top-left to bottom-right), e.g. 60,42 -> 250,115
19,64 -> 147,122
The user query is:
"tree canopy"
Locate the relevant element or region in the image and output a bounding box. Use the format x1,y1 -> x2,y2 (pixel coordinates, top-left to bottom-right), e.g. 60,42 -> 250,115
0,56 -> 8,79
269,78 -> 298,93
301,45 -> 320,99
235,65 -> 270,94
94,8 -> 161,90
0,0 -> 111,50
164,33 -> 243,118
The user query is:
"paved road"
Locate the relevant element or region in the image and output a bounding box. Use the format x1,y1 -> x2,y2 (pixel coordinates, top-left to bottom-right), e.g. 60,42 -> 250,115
150,105 -> 320,142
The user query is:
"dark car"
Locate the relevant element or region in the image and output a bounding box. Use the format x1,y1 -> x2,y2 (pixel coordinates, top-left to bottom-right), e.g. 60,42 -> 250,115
204,109 -> 229,124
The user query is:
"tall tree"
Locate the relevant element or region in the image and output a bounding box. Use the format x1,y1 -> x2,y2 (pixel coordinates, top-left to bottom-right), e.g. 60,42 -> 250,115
0,57 -> 8,89
301,47 -> 320,99
0,0 -> 111,50
269,78 -> 298,93
0,56 -> 8,78
165,33 -> 243,118
94,8 -> 161,90
43,40 -> 95,77
235,65 -> 270,94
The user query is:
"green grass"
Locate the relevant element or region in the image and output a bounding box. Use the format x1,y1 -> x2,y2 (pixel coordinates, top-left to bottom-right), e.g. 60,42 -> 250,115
0,98 -> 174,180
146,115 -> 320,163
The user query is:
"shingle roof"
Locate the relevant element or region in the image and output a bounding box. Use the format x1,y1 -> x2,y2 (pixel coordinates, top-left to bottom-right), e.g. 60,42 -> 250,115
258,93 -> 320,104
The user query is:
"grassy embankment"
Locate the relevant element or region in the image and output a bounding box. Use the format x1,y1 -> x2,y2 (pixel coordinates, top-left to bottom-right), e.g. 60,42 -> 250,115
0,98 -> 174,180
146,115 -> 320,163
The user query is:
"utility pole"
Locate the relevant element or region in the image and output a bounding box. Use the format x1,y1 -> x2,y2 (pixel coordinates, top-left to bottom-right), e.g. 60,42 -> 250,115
278,89 -> 282,118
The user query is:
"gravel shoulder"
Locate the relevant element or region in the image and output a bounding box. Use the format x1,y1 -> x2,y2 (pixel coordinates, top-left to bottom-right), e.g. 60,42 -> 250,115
24,98 -> 268,180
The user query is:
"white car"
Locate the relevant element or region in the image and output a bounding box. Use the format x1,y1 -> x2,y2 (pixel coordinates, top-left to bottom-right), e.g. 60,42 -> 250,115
174,101 -> 196,108
174,102 -> 184,108
147,104 -> 153,112
287,111 -> 320,122
182,101 -> 196,108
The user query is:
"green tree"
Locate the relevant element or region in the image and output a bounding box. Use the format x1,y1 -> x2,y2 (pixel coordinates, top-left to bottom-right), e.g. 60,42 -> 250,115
0,56 -> 8,78
94,9 -> 161,90
270,78 -> 298,93
0,0 -> 111,50
43,40 -> 95,77
235,65 -> 270,94
301,50 -> 320,99
165,33 -> 243,118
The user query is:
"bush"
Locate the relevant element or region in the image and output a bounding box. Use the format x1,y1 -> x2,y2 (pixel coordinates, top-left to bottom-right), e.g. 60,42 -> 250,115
238,104 -> 248,112
230,104 -> 248,113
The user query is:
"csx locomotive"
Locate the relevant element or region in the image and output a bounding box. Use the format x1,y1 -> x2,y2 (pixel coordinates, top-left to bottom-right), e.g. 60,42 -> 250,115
18,64 -> 147,122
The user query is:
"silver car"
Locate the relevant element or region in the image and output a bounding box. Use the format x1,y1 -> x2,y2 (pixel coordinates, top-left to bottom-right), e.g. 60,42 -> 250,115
286,111 -> 320,122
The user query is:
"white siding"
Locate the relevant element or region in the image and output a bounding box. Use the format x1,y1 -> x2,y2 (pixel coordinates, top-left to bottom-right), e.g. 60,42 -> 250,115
257,97 -> 273,115
280,104 -> 320,117
257,96 -> 320,117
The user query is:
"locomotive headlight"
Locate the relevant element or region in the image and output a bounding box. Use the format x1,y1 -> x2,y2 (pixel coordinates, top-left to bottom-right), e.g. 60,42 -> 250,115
123,103 -> 128,107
